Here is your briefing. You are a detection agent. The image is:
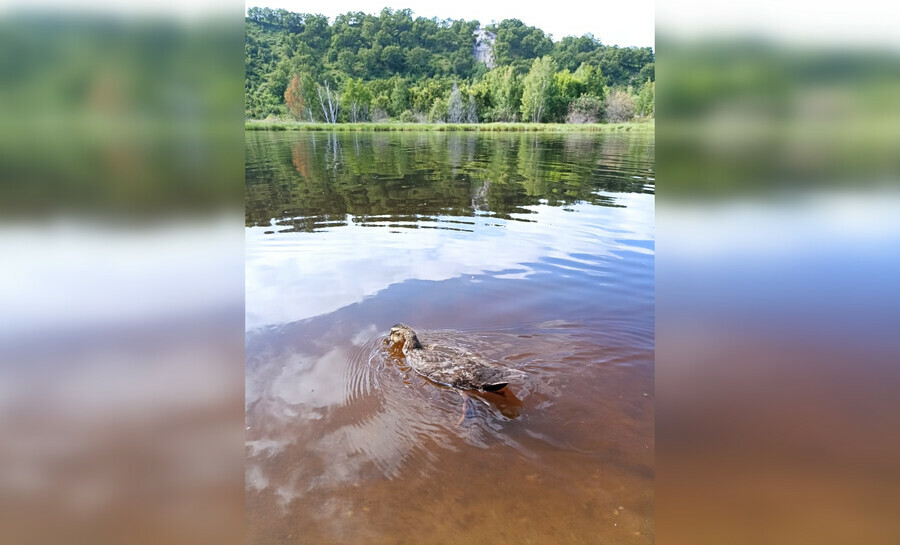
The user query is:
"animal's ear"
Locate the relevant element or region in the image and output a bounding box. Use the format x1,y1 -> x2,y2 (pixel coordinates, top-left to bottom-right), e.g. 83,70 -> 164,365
482,382 -> 508,392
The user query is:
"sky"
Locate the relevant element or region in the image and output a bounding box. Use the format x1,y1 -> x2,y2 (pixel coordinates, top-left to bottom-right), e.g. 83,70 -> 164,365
657,0 -> 900,49
244,0 -> 655,48
2,0 -> 897,50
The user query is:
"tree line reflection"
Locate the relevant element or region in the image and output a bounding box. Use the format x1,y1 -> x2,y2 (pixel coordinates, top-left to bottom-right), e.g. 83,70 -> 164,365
246,131 -> 654,231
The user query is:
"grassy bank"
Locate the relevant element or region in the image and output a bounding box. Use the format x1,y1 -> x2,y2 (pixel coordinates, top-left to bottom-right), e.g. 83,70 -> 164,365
245,120 -> 654,132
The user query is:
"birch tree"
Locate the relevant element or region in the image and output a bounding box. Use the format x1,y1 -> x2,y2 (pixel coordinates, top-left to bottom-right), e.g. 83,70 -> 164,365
341,78 -> 372,122
635,79 -> 654,117
482,66 -> 521,122
316,80 -> 340,124
520,56 -> 558,123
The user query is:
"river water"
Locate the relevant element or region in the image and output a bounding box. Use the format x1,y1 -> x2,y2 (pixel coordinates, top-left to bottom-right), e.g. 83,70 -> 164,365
245,130 -> 654,544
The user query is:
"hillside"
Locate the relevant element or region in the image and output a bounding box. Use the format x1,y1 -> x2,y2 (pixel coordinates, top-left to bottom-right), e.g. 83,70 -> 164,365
245,7 -> 654,122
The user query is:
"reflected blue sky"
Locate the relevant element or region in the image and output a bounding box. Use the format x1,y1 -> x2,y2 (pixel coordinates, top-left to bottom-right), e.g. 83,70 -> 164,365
246,194 -> 653,330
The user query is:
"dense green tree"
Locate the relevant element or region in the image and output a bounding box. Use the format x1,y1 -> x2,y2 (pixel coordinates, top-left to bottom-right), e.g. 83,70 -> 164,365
490,19 -> 553,70
521,56 -> 558,122
389,76 -> 409,116
381,45 -> 405,73
566,95 -> 604,123
552,34 -> 602,72
342,78 -> 372,122
635,78 -> 654,117
478,65 -> 521,121
336,50 -> 363,76
574,63 -> 607,100
247,7 -> 305,32
300,14 -> 331,53
466,93 -> 478,123
406,46 -> 431,75
551,69 -> 587,121
371,93 -> 390,119
410,78 -> 447,114
429,97 -> 448,122
264,58 -> 290,103
248,82 -> 283,119
244,7 -> 653,121
299,75 -> 319,121
330,13 -> 365,55
592,46 -> 654,87
638,62 -> 654,83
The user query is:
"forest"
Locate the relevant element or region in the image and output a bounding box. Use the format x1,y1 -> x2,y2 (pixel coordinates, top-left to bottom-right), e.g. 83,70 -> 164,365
246,7 -> 654,123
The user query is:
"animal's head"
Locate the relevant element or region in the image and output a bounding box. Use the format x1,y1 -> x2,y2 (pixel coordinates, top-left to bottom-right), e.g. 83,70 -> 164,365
389,323 -> 421,350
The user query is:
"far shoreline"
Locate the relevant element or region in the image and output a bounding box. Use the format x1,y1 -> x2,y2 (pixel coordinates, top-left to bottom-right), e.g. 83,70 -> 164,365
245,120 -> 654,132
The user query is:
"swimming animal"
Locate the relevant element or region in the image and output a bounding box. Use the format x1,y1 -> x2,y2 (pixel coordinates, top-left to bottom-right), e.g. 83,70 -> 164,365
387,324 -> 514,392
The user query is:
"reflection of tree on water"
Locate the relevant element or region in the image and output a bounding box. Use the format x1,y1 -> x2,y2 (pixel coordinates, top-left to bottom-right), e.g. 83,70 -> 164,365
471,179 -> 489,211
246,131 -> 654,230
322,132 -> 343,173
290,138 -> 312,180
447,132 -> 463,171
517,134 -> 543,200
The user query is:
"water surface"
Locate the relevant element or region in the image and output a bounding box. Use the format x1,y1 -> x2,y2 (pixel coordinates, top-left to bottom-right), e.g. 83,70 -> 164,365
245,131 -> 654,544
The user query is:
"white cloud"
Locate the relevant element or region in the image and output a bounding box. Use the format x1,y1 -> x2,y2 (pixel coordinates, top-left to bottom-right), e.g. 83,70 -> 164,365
245,196 -> 654,330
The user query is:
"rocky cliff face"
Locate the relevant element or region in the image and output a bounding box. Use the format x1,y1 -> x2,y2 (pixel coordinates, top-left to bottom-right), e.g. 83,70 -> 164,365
473,28 -> 496,69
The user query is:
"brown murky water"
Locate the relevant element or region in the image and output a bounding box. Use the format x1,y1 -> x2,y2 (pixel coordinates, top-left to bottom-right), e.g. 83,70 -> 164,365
245,131 -> 654,544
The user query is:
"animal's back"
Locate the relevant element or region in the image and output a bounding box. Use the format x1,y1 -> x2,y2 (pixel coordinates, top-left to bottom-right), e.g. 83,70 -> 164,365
389,324 -> 515,392
407,344 -> 509,391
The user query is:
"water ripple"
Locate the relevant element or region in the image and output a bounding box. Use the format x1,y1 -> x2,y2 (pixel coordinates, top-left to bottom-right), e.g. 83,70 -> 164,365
245,131 -> 655,543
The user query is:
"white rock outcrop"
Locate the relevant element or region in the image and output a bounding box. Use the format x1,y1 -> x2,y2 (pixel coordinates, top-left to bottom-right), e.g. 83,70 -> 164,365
473,28 -> 496,68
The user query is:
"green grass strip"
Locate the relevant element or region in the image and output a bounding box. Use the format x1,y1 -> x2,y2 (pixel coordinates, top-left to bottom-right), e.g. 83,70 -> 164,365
245,121 -> 654,132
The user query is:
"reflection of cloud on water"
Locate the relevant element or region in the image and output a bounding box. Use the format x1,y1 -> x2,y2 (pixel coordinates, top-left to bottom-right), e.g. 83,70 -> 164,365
309,395 -> 450,486
350,324 -> 378,345
246,196 -> 653,330
270,347 -> 350,411
248,349 -> 460,501
245,463 -> 268,491
246,438 -> 289,457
